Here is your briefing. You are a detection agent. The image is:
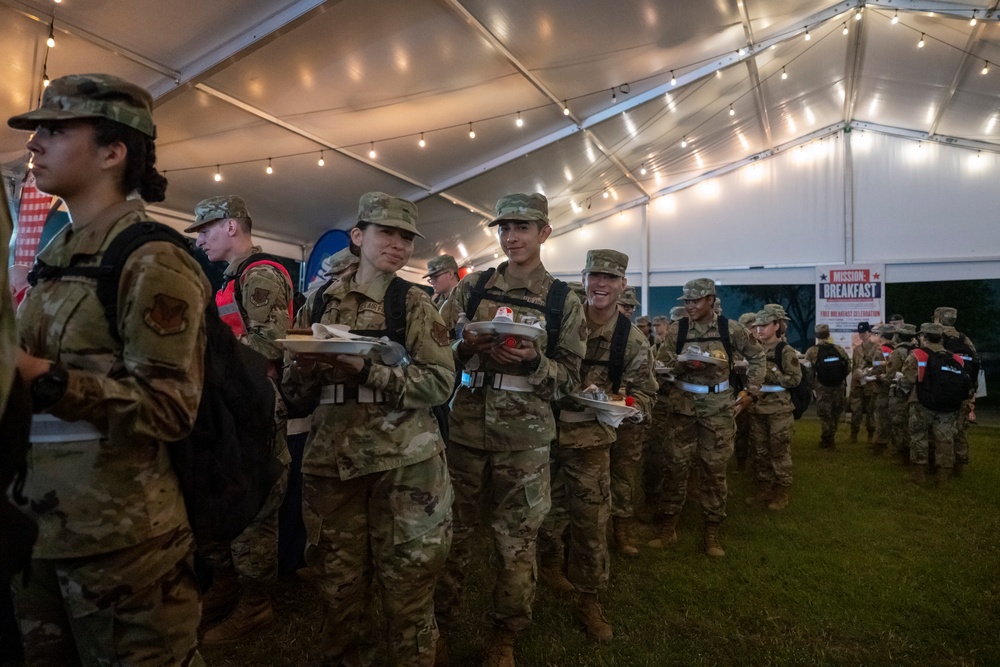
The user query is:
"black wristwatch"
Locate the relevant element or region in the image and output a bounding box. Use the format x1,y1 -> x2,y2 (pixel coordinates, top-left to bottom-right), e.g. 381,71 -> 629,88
357,358 -> 373,384
31,364 -> 69,410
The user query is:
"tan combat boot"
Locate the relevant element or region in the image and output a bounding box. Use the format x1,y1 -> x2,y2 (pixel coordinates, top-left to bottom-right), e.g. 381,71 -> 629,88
767,486 -> 790,511
744,481 -> 773,506
199,567 -> 241,628
482,626 -> 516,667
575,593 -> 613,642
704,522 -> 725,558
909,464 -> 926,485
612,517 -> 639,557
539,555 -> 575,595
201,580 -> 275,645
647,514 -> 678,549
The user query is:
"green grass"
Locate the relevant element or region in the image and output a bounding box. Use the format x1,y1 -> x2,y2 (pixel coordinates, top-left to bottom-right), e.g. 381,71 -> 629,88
203,417 -> 1000,666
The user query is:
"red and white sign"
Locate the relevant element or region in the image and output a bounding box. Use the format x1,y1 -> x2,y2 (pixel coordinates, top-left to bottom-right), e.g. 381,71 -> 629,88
13,172 -> 53,264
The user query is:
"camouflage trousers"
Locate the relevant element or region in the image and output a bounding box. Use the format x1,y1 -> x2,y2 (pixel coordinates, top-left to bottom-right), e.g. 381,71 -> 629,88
888,393 -> 911,457
538,443 -> 611,595
872,391 -> 893,449
734,410 -> 751,468
815,385 -> 846,445
16,526 -> 203,667
202,464 -> 289,582
909,403 -> 958,469
954,399 -> 973,465
643,399 -> 671,496
749,410 -> 794,488
850,384 -> 875,437
611,421 -> 645,518
302,453 -> 453,667
435,441 -> 550,634
660,411 -> 736,522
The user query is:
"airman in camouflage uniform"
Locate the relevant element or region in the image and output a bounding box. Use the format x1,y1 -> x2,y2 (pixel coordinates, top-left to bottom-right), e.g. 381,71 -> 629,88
745,307 -> 802,510
804,324 -> 851,449
886,323 -> 918,463
850,322 -> 879,444
899,323 -> 961,486
650,279 -> 765,558
9,74 -> 207,666
869,324 -> 896,455
423,254 -> 461,309
617,286 -> 639,319
282,193 -> 455,667
537,250 -> 656,642
934,307 -> 978,475
435,193 -> 585,666
186,194 -> 294,642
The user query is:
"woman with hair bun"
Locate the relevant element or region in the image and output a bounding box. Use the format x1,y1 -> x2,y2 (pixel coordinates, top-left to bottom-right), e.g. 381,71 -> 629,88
10,74 -> 209,666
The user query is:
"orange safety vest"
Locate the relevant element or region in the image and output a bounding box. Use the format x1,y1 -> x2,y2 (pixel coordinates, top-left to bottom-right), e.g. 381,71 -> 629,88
216,258 -> 294,337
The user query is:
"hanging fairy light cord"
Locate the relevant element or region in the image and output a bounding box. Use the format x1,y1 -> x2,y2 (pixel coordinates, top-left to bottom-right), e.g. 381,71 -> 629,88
157,7 -> 996,181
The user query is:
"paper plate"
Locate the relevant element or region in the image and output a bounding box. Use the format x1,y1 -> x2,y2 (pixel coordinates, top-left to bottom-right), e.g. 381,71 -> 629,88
492,321 -> 543,340
571,394 -> 639,417
463,321 -> 496,336
278,338 -> 376,355
677,353 -> 727,367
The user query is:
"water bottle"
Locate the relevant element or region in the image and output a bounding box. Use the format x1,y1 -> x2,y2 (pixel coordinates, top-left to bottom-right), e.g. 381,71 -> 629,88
455,312 -> 470,340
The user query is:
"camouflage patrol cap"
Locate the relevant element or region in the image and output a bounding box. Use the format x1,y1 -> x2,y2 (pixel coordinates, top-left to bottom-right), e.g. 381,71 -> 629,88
357,192 -> 423,238
876,323 -> 896,336
583,249 -> 628,277
8,73 -> 155,138
652,315 -> 669,325
934,306 -> 957,325
489,193 -> 548,227
815,323 -> 831,335
738,312 -> 757,327
618,286 -> 640,307
636,315 -> 651,326
677,278 -> 716,301
753,309 -> 779,326
920,322 -> 944,335
764,303 -> 788,320
422,254 -> 459,278
897,323 -> 917,336
186,194 -> 251,232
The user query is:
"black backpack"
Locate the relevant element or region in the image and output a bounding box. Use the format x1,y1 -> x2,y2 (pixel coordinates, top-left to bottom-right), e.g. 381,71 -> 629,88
310,275 -> 450,441
28,221 -> 282,547
675,315 -> 741,391
916,348 -> 973,412
580,313 -> 633,394
774,342 -> 811,419
942,333 -> 981,390
226,251 -> 295,327
463,267 -> 570,359
814,343 -> 850,387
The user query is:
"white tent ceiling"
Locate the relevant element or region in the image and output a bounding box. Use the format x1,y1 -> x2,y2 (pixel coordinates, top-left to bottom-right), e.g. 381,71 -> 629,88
2,0 -> 998,272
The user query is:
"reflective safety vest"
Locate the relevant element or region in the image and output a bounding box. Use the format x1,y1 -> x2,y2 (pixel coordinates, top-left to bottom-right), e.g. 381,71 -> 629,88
216,256 -> 294,337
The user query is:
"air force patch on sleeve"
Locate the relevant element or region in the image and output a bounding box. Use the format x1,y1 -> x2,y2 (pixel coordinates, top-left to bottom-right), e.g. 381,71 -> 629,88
144,294 -> 189,335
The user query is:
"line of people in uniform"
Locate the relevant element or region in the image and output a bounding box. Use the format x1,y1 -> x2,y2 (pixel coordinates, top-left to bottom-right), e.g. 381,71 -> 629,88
1,72 -> 981,667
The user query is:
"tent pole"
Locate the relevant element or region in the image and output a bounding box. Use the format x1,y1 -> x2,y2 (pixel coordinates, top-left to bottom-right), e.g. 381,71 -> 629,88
844,128 -> 855,265
642,203 -> 650,316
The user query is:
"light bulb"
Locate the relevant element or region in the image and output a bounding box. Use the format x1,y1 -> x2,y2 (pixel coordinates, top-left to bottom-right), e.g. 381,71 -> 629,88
729,104 -> 735,116
670,70 -> 677,86
563,101 -> 570,115
892,11 -> 898,24
804,29 -> 810,41
47,35 -> 55,48
515,112 -> 523,127
468,123 -> 475,139
918,34 -> 925,48
603,191 -> 609,199
46,22 -> 55,48
983,62 -> 990,75
265,159 -> 273,175
419,132 -> 426,148
214,166 -> 222,182
369,142 -> 376,159
681,136 -> 688,148
843,24 -> 849,36
318,151 -> 325,167
43,74 -> 50,87
970,16 -> 977,26
781,67 -> 788,80
493,252 -> 499,259
855,9 -> 861,21
640,163 -> 647,175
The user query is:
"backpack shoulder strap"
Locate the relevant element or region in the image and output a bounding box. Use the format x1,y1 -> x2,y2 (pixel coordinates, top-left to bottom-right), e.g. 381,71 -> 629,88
464,268 -> 496,319
383,276 -> 412,345
543,279 -> 569,358
608,313 -> 632,394
717,314 -> 733,370
310,278 -> 336,325
675,317 -> 690,355
774,341 -> 786,373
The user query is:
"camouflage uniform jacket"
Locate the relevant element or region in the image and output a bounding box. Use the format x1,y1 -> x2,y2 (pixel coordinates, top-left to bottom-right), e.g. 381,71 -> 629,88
656,315 -> 765,417
558,312 -> 657,449
942,326 -> 977,357
851,339 -> 879,387
282,271 -> 455,479
885,343 -> 914,397
441,261 -> 586,451
224,244 -> 292,362
751,340 -> 801,415
871,341 -> 895,394
432,285 -> 456,311
17,200 -> 210,558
